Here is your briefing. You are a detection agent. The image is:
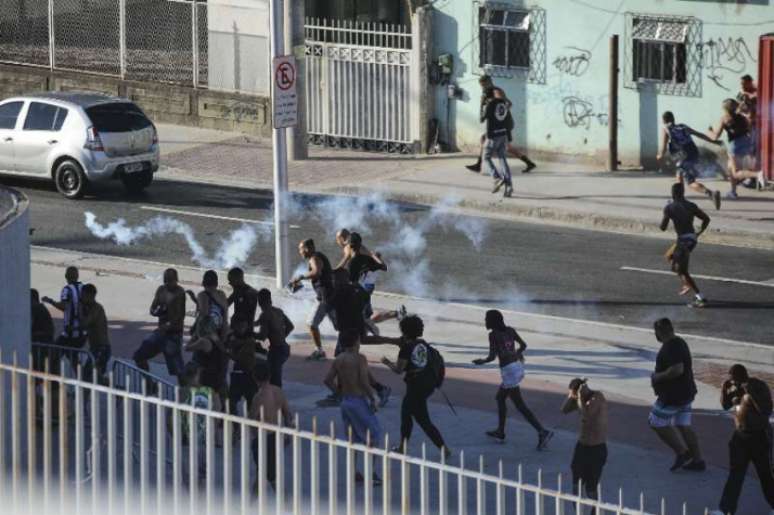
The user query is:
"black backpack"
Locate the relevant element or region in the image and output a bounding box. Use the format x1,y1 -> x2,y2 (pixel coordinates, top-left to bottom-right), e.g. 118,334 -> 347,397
424,343 -> 446,389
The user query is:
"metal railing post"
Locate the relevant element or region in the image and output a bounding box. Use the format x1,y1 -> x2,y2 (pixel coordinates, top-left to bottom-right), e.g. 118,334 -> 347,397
192,0 -> 199,88
47,0 -> 55,69
119,0 -> 127,79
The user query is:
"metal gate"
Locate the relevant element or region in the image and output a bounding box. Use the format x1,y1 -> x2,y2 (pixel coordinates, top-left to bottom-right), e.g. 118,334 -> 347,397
304,18 -> 416,153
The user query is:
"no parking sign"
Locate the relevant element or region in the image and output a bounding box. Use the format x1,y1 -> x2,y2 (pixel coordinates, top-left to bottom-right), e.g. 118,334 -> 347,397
272,55 -> 298,129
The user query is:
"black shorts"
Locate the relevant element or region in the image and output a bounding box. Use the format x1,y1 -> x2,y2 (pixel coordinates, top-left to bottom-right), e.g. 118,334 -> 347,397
672,236 -> 697,273
571,442 -> 607,494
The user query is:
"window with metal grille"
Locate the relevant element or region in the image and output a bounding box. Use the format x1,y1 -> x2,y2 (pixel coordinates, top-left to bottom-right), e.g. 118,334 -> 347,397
478,7 -> 530,69
632,18 -> 687,84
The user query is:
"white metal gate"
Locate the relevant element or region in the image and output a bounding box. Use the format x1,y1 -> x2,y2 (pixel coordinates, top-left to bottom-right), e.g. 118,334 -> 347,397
305,18 -> 416,153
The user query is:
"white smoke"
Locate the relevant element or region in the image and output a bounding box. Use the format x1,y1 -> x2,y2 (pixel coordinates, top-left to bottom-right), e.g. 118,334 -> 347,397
84,212 -> 264,270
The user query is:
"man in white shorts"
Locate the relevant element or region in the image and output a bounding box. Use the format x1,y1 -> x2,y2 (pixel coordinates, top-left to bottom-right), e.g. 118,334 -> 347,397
649,318 -> 705,472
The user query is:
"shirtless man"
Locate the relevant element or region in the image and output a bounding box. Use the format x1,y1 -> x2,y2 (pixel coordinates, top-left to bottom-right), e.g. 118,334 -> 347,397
249,363 -> 293,490
324,328 -> 383,482
660,182 -> 711,307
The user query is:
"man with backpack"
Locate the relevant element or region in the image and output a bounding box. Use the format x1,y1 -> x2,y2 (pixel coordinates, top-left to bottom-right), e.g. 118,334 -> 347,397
375,315 -> 451,458
185,270 -> 230,406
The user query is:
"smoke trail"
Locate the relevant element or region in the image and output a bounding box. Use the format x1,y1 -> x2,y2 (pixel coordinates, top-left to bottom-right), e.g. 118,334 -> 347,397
84,212 -> 263,269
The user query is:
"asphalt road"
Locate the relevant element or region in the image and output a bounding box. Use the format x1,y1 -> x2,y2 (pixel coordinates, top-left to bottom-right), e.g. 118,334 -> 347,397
8,175 -> 774,345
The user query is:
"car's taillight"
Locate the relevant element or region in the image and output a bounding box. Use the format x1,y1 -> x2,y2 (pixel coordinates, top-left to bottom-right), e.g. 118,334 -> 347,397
84,126 -> 104,151
151,125 -> 158,145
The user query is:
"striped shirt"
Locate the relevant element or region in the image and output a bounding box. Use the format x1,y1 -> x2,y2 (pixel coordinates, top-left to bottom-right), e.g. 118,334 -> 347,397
60,282 -> 86,338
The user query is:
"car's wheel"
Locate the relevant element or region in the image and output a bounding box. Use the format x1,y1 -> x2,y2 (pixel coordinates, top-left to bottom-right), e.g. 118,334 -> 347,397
121,170 -> 153,194
54,159 -> 88,199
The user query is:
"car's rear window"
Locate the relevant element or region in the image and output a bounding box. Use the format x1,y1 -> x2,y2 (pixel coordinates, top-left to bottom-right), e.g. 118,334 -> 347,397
86,103 -> 151,133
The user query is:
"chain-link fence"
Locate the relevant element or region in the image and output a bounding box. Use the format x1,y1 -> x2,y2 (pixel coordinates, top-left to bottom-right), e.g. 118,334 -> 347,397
0,0 -> 269,95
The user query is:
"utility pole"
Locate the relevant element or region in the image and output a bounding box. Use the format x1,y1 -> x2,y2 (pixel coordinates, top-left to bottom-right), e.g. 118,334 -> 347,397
270,0 -> 290,289
608,35 -> 619,171
285,0 -> 307,161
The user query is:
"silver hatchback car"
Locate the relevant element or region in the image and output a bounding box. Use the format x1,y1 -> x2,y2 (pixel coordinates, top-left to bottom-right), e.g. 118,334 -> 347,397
0,91 -> 160,198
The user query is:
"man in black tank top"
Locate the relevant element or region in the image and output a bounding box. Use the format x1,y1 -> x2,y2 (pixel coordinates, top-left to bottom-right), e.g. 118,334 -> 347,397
290,239 -> 336,360
660,183 -> 711,308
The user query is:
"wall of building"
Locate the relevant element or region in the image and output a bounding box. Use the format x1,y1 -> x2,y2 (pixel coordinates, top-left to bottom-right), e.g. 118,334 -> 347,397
0,187 -> 30,367
207,0 -> 271,96
432,0 -> 774,166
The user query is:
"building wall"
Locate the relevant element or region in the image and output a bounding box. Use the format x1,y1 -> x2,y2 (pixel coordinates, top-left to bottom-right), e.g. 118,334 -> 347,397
207,0 -> 271,96
432,0 -> 774,166
0,187 -> 30,367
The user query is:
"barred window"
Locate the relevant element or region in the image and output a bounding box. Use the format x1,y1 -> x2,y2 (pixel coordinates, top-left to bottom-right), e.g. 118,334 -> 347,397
478,7 -> 530,69
632,18 -> 687,84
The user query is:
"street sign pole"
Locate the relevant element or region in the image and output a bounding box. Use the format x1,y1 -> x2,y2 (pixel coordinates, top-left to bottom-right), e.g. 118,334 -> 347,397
270,0 -> 290,289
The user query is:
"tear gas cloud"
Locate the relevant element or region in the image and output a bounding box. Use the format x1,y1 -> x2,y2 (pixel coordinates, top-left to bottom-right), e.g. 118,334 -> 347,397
84,192 -> 489,301
84,212 -> 265,270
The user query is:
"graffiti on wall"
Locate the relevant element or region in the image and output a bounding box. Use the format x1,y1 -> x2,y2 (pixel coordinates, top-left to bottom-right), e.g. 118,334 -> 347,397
698,37 -> 756,91
552,47 -> 592,77
562,96 -> 610,129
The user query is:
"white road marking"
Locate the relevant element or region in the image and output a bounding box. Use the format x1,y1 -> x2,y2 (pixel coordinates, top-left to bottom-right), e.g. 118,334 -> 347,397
31,245 -> 771,350
620,266 -> 774,289
139,206 -> 301,229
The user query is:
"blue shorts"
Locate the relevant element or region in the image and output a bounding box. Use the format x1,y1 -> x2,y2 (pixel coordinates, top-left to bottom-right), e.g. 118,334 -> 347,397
728,134 -> 754,157
341,395 -> 382,445
648,400 -> 692,428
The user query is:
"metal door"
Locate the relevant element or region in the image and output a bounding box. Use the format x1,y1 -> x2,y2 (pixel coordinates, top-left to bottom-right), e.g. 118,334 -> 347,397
305,18 -> 416,153
759,34 -> 773,180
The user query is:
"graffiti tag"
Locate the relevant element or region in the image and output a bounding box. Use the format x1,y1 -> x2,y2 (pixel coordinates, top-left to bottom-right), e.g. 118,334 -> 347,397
562,96 -> 609,129
552,47 -> 592,77
698,37 -> 756,91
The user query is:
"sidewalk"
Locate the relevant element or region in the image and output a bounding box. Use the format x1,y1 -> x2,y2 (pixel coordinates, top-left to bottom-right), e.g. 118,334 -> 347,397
156,124 -> 774,250
31,246 -> 774,514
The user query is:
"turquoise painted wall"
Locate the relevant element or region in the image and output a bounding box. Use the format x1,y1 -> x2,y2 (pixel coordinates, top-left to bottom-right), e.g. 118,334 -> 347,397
431,0 -> 774,166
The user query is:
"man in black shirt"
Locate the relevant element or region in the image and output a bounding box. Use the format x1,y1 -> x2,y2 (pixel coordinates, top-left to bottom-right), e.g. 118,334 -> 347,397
482,88 -> 514,197
227,267 -> 259,332
466,75 -> 536,174
290,239 -> 335,361
711,364 -> 774,515
648,318 -> 705,472
255,289 -> 293,388
660,182 -> 711,308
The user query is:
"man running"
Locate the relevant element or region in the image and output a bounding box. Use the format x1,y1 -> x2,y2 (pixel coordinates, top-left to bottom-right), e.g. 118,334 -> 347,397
337,229 -> 406,329
561,378 -> 608,510
227,267 -> 259,332
376,315 -> 451,458
482,87 -> 514,197
324,328 -> 383,482
710,364 -> 774,515
649,318 -> 705,472
660,182 -> 710,308
466,75 -> 536,174
255,288 -> 293,388
133,268 -> 186,383
472,310 -> 553,450
657,111 -> 721,210
289,239 -> 335,361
